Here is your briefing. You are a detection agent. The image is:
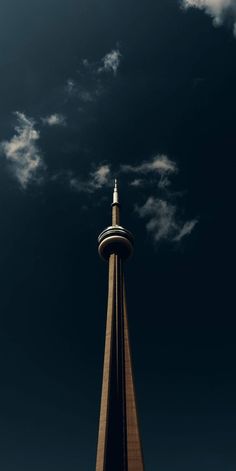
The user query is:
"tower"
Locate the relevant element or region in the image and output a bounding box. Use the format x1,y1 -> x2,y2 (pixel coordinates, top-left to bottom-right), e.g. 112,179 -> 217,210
96,180 -> 144,471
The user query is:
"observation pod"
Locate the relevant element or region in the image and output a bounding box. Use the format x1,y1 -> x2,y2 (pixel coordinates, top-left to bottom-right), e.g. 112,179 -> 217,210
98,225 -> 134,260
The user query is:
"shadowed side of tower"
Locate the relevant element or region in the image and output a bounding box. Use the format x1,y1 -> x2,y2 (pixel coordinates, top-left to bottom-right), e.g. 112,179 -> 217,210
96,181 -> 144,471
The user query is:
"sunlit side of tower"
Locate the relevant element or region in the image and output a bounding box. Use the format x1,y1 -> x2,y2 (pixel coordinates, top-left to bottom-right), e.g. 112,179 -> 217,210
96,181 -> 144,471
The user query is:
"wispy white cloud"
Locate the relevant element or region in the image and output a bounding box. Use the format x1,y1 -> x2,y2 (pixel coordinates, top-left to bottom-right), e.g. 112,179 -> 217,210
55,152 -> 198,244
0,112 -> 45,189
130,178 -> 144,187
181,0 -> 236,36
98,49 -> 122,75
70,164 -> 111,193
90,164 -> 111,188
121,155 -> 177,176
173,219 -> 198,241
122,154 -> 198,244
78,89 -> 95,103
66,78 -> 77,96
82,58 -> 89,68
158,175 -> 172,190
122,154 -> 178,191
42,113 -> 66,126
65,48 -> 122,105
136,197 -> 198,243
65,73 -> 101,105
70,155 -> 176,196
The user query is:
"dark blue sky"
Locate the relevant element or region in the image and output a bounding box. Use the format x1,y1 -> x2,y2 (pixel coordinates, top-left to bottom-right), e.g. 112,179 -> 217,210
0,1 -> 235,470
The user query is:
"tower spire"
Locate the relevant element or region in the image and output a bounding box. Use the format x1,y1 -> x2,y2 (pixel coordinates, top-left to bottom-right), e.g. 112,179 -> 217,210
113,178 -> 119,205
96,185 -> 144,471
112,178 -> 120,226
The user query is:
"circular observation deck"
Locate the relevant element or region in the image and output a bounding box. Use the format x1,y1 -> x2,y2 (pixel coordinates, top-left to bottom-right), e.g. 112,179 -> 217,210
98,225 -> 134,260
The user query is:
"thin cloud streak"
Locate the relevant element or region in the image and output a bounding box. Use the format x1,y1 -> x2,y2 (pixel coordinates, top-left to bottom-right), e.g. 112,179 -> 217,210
174,219 -> 199,241
121,155 -> 177,176
123,154 -> 178,193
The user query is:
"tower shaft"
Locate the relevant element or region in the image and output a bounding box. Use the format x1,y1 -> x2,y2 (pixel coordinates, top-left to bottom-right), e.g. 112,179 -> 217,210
96,182 -> 144,470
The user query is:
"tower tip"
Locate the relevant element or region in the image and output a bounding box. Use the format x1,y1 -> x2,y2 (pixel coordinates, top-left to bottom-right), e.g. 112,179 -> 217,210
113,178 -> 119,205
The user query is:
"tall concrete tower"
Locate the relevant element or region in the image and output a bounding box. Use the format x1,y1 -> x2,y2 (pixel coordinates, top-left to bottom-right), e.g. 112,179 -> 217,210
96,181 -> 144,471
